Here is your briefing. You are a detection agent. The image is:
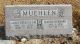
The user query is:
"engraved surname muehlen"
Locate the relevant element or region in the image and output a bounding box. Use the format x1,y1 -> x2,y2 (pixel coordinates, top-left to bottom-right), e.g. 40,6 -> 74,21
18,10 -> 58,17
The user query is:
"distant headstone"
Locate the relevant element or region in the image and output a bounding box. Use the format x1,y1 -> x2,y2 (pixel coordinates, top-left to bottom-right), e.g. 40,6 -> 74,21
5,5 -> 72,37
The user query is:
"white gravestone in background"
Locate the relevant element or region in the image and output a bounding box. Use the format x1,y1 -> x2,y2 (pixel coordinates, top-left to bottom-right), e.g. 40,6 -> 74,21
5,5 -> 72,37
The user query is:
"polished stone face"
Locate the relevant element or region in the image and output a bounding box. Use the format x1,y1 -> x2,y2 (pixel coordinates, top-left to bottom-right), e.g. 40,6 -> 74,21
5,5 -> 72,37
